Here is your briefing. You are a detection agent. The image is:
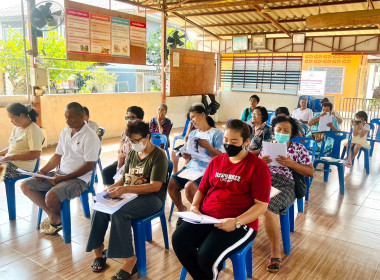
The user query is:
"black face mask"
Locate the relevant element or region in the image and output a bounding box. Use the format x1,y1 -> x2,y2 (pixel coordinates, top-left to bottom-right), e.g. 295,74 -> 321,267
224,144 -> 243,157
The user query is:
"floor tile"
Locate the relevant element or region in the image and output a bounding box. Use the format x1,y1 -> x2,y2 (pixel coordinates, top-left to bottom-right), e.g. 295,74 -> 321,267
339,227 -> 380,251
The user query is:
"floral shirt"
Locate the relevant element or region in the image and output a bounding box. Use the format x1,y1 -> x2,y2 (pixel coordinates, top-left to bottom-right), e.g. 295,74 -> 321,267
118,130 -> 132,158
269,142 -> 311,180
247,123 -> 272,151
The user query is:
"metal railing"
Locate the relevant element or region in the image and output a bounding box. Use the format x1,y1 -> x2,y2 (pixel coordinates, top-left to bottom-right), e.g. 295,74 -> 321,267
339,98 -> 380,132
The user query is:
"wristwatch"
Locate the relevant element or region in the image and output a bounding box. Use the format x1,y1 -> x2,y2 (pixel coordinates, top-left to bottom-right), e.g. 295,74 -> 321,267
235,219 -> 241,229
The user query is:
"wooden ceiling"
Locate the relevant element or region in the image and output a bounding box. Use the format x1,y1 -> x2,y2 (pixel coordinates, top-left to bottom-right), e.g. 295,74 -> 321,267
116,0 -> 380,39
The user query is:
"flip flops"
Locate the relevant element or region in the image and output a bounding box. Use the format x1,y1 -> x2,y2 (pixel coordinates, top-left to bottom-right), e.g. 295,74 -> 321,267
91,250 -> 108,273
43,223 -> 62,235
111,264 -> 137,280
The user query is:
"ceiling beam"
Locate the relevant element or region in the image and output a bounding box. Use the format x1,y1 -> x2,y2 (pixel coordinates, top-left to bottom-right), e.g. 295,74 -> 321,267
115,0 -> 163,12
170,11 -> 221,40
250,3 -> 292,37
306,9 -> 380,29
367,0 -> 380,29
166,1 -> 254,12
140,0 -> 155,5
166,0 -> 194,12
169,0 -> 380,17
181,18 -> 305,28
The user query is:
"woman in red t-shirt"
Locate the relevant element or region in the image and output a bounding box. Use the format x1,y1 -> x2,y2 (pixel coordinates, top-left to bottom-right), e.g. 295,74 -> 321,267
172,119 -> 271,280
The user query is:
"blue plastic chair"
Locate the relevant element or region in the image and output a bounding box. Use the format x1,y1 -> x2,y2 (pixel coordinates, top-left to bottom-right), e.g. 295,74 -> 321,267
36,164 -> 97,243
131,161 -> 173,278
4,158 -> 41,220
297,95 -> 313,109
94,127 -> 105,183
173,119 -> 190,148
267,110 -> 275,125
179,240 -> 254,280
313,131 -> 352,195
341,124 -> 372,175
151,133 -> 170,159
312,99 -> 323,113
369,119 -> 380,157
291,137 -> 317,203
280,205 -> 294,255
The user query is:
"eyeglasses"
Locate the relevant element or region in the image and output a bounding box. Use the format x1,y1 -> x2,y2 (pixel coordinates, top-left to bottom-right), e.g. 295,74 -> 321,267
128,137 -> 144,144
125,116 -> 137,121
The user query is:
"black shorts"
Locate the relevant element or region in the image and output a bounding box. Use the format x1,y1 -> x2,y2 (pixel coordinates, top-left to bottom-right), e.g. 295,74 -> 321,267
170,167 -> 203,190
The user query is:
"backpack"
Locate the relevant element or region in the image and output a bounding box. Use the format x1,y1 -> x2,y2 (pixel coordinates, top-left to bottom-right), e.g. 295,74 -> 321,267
244,108 -> 250,121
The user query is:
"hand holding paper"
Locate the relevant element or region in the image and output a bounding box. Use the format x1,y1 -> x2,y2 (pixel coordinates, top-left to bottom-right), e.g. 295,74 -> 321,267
262,142 -> 287,167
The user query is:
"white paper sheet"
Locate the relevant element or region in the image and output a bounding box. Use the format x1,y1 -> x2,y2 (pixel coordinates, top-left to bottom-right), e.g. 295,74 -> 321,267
318,115 -> 333,132
92,191 -> 138,214
270,186 -> 281,198
177,168 -> 204,181
181,137 -> 212,162
174,212 -> 221,224
16,168 -> 55,180
112,164 -> 125,181
262,142 -> 287,167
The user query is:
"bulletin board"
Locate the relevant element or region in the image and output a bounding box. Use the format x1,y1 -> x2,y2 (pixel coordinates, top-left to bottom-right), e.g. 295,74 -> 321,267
169,49 -> 216,96
64,0 -> 146,65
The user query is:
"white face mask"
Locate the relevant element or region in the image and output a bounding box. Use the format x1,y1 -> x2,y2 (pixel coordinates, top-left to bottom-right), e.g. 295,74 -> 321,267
132,141 -> 146,153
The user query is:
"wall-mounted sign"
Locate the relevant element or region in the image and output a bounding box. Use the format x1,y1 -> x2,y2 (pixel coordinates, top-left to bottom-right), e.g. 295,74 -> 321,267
298,70 -> 327,95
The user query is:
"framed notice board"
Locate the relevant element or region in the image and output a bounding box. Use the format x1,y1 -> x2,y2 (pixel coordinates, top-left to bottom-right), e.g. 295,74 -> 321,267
65,0 -> 146,65
170,49 -> 216,96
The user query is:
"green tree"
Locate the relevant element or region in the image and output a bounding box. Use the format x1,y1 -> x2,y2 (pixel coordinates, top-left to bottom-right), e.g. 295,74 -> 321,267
79,67 -> 117,93
0,27 -> 93,94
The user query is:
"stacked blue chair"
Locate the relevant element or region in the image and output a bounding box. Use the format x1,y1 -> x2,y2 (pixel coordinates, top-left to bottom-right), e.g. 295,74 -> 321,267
36,164 -> 97,243
4,158 -> 41,220
297,95 -> 313,109
131,161 -> 173,278
369,118 -> 380,157
151,133 -> 170,159
312,98 -> 323,113
179,240 -> 254,280
94,127 -> 105,183
173,119 -> 191,148
313,131 -> 352,195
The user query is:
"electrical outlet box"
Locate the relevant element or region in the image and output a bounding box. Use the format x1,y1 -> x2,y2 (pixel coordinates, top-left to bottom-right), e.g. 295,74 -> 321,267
30,68 -> 47,87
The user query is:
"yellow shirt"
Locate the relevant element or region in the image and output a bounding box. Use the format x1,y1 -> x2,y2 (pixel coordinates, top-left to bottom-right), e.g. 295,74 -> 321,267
6,122 -> 44,171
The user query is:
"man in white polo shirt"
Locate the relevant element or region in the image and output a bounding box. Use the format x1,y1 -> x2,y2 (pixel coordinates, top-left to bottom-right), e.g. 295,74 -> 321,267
21,102 -> 100,235
291,97 -> 314,124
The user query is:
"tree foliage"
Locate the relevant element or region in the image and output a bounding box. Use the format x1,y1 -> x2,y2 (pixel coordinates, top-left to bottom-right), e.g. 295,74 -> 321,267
79,67 -> 117,93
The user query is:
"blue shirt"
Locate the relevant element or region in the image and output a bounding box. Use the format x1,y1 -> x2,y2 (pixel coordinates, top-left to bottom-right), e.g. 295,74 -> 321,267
185,127 -> 224,172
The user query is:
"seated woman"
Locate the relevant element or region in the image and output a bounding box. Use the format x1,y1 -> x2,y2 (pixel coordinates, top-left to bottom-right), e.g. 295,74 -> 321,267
172,119 -> 271,280
0,103 -> 44,181
321,97 -> 343,124
86,120 -> 168,279
168,103 -> 224,227
346,111 -> 371,167
260,116 -> 314,273
308,102 -> 340,156
101,106 -> 144,186
247,106 -> 272,155
275,107 -> 306,136
149,104 -> 173,143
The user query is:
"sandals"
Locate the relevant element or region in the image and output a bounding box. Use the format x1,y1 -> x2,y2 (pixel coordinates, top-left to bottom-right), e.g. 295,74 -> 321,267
43,223 -> 62,235
91,250 -> 108,273
40,217 -> 51,230
267,257 -> 282,273
111,264 -> 137,280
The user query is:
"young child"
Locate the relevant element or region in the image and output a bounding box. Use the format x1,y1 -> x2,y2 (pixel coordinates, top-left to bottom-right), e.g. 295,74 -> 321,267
346,111 -> 371,167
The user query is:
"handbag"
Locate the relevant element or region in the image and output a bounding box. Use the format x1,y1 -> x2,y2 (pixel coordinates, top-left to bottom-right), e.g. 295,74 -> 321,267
292,170 -> 307,199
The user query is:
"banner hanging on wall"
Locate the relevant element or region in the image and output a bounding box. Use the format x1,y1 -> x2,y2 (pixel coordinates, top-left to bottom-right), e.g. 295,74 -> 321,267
298,71 -> 327,95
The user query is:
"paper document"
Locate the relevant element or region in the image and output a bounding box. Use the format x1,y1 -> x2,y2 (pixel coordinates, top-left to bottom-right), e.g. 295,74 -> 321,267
113,164 -> 125,182
270,186 -> 281,198
16,168 -> 54,180
181,137 -> 212,162
262,142 -> 287,167
177,168 -> 204,181
174,212 -> 221,224
92,191 -> 138,214
320,157 -> 344,163
318,115 -> 333,132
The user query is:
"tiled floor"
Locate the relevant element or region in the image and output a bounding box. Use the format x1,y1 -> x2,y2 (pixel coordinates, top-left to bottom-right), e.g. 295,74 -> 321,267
1,125 -> 380,279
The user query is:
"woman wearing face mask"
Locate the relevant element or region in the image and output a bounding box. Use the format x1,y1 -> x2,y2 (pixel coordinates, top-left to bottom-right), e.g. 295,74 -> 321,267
101,106 -> 144,186
260,116 -> 314,273
86,120 -> 169,279
172,119 -> 271,280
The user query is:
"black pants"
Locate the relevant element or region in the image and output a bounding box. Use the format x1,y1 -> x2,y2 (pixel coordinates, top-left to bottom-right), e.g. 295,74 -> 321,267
102,161 -> 118,185
172,222 -> 256,280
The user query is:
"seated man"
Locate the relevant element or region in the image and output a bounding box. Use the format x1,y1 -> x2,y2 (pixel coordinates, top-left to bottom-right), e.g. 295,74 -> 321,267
21,102 -> 100,235
291,97 -> 313,125
83,106 -> 99,133
308,102 -> 340,156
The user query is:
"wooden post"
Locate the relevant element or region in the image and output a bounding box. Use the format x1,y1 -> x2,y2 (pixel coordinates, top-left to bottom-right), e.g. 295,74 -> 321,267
161,6 -> 167,104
